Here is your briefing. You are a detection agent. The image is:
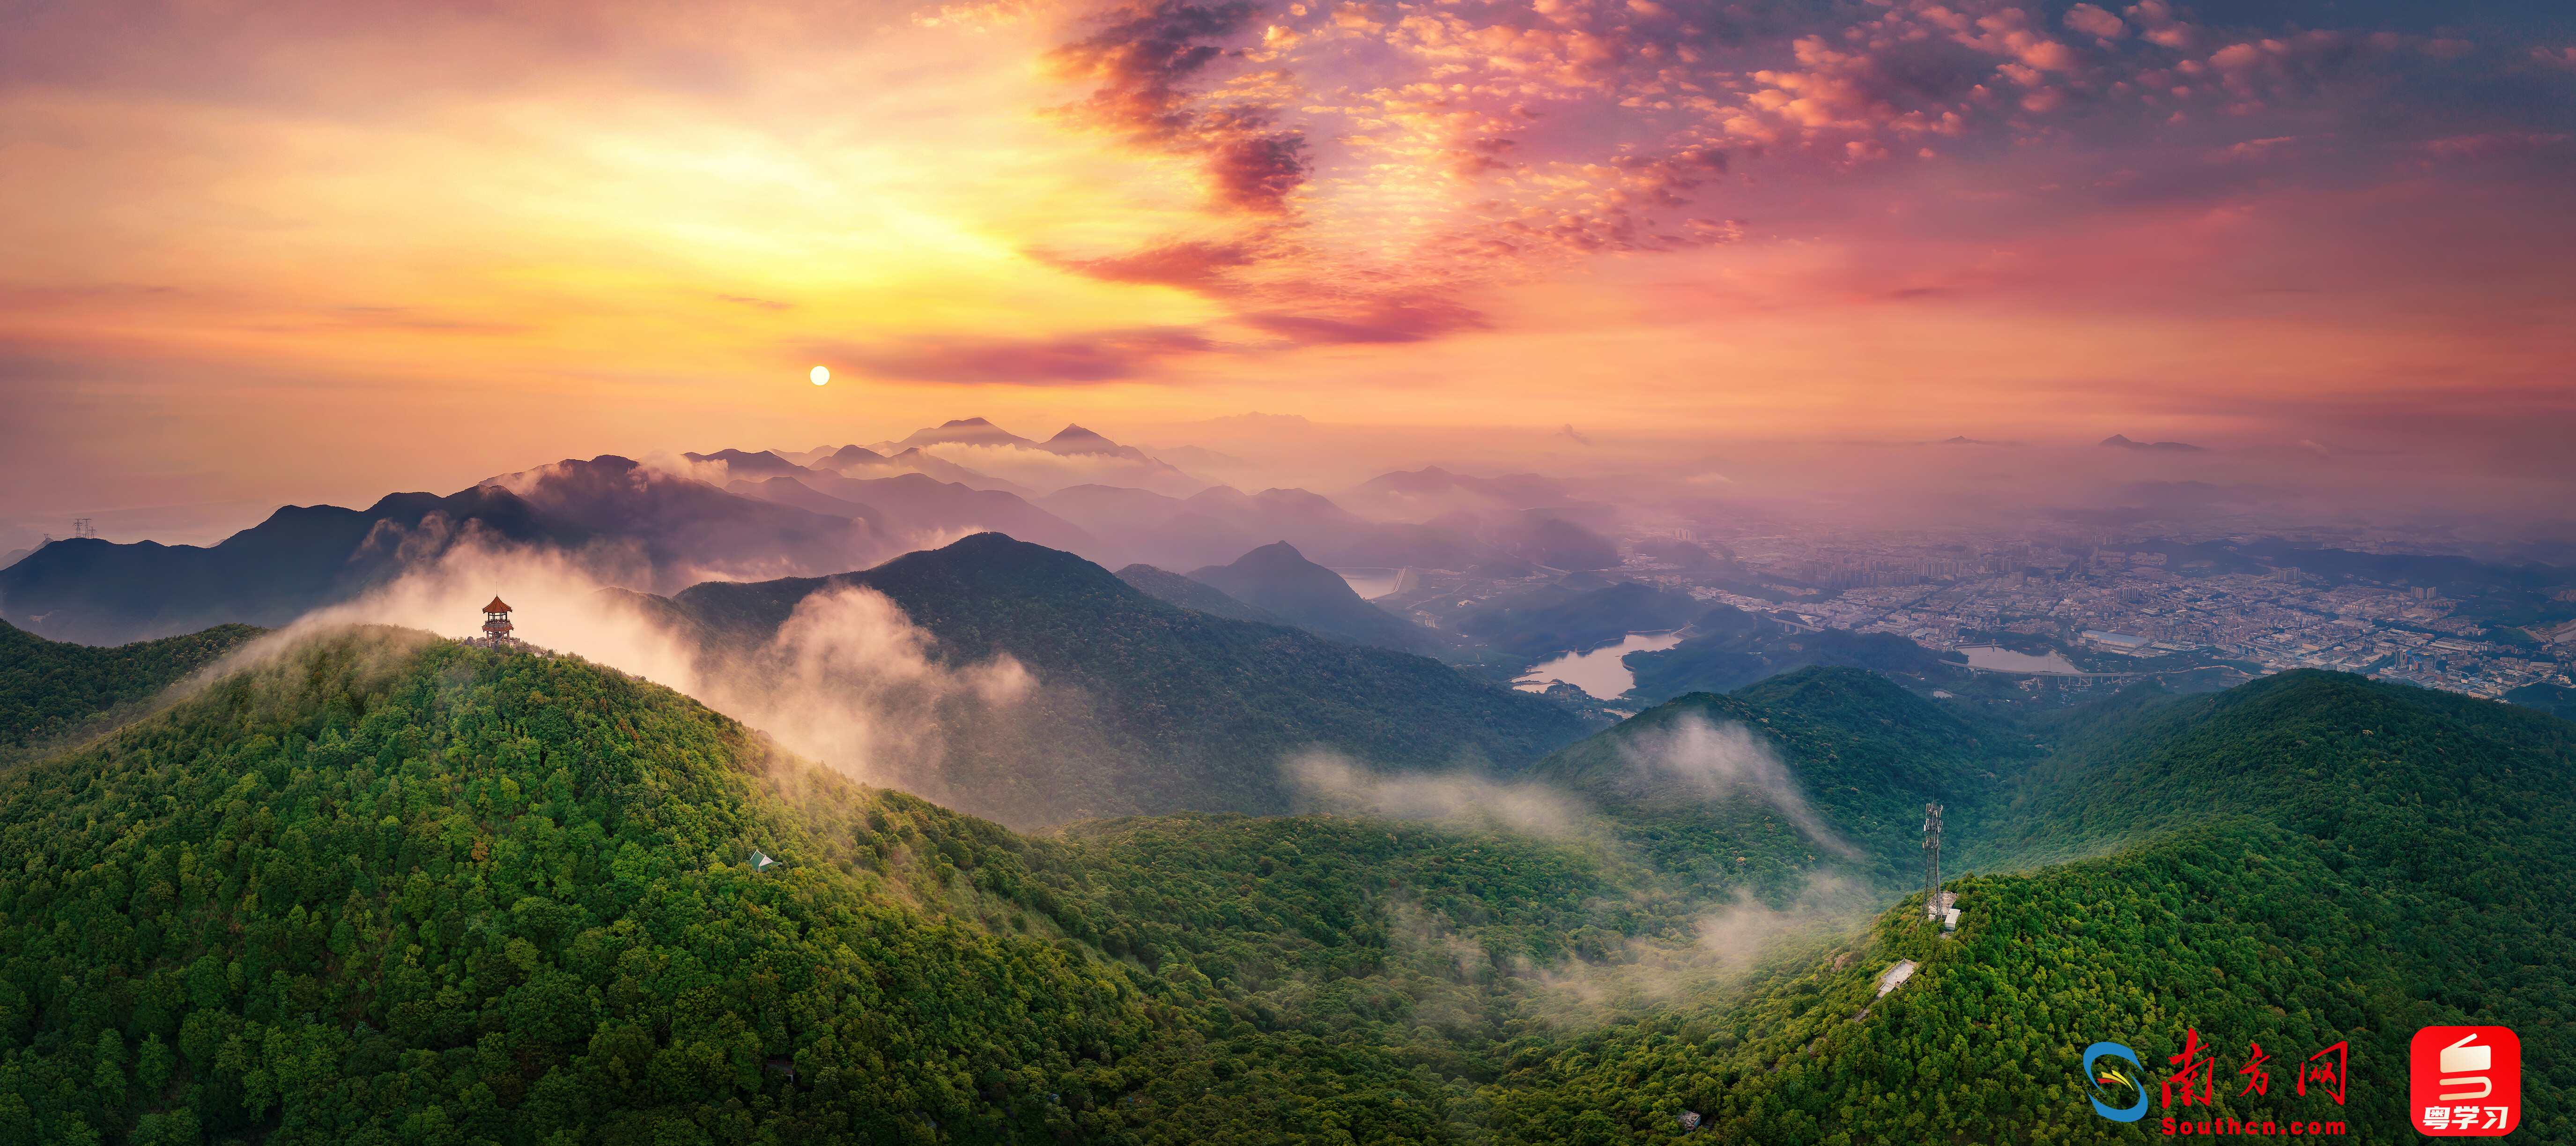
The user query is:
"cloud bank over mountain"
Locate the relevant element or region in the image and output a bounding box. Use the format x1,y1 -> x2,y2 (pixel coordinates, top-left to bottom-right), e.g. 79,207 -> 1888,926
0,0 -> 2567,538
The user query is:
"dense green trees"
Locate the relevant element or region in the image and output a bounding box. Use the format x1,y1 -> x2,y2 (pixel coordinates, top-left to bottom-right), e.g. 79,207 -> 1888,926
0,619 -> 263,753
0,620 -> 2565,1144
1621,607 -> 1968,704
613,534 -> 1584,829
1467,671 -> 2576,1143
0,628 -> 1178,1143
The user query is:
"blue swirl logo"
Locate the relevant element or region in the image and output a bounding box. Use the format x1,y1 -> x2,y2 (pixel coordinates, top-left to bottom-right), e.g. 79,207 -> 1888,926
2082,1042 -> 2148,1123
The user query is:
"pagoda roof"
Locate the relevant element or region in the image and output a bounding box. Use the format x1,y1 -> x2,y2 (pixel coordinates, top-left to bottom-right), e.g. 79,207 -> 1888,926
483,596 -> 512,613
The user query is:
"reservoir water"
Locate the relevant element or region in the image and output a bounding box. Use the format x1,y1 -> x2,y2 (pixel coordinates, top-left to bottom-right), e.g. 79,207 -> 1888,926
1332,567 -> 1403,600
1955,645 -> 2081,673
1513,631 -> 1686,700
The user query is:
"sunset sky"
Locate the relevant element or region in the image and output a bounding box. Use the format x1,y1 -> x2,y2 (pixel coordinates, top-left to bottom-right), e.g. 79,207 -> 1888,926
3,0 -> 2570,542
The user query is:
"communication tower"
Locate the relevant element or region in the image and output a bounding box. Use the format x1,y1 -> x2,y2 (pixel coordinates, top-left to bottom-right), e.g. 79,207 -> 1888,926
1922,802 -> 1947,920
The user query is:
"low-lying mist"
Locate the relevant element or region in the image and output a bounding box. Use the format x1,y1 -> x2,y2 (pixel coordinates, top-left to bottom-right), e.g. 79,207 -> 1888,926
1285,751 -> 1590,837
1615,714 -> 1865,860
225,540 -> 1044,812
1281,719 -> 1895,1033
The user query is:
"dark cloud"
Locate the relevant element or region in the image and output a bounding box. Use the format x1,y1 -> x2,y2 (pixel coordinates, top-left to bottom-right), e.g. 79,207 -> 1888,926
1208,133 -> 1309,214
1048,0 -> 1260,141
1007,0 -> 2576,370
1047,0 -> 1307,216
1238,300 -> 1485,345
1044,239 -> 1264,290
814,328 -> 1214,385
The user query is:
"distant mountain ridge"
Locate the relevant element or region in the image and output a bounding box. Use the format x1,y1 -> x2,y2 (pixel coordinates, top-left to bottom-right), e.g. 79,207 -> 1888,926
0,452 -> 1095,646
4,607 -> 2567,1143
1456,580 -> 1703,660
608,533 -> 1583,826
847,418 -> 1205,497
2100,433 -> 2208,452
0,454 -> 886,644
0,618 -> 266,750
1188,541 -> 1441,652
1039,482 -> 1529,573
1114,563 -> 1293,625
1622,602 -> 1969,702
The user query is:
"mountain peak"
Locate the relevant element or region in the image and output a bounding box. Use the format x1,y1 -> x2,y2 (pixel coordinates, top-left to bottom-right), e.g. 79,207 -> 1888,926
888,418 -> 1038,451
1043,424 -> 1122,454
683,448 -> 806,477
1189,541 -> 1434,651
2100,433 -> 2207,452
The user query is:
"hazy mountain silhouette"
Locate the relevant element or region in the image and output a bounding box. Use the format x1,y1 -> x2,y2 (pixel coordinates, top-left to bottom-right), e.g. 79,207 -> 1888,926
478,456 -> 877,578
1187,542 -> 1438,652
612,533 -> 1580,826
813,444 -> 890,469
840,420 -> 1198,497
1513,516 -> 1621,570
1350,466 -> 1569,508
2099,433 -> 2208,452
722,475 -> 888,530
1040,424 -> 1156,460
1318,510 -> 1512,570
794,471 -> 1091,551
1042,483 -> 1510,571
1622,603 -> 1969,701
681,448 -> 807,478
792,441 -> 1036,495
0,455 -> 878,645
1113,564 -> 1292,625
879,416 -> 1038,451
1457,580 -> 1704,660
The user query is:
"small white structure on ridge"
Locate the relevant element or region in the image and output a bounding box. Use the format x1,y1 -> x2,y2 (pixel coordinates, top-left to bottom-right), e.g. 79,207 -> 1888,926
1876,959 -> 1917,997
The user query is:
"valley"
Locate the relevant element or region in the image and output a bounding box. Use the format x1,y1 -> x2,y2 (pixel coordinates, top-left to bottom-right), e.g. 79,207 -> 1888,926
1,423 -> 2569,1144
11,0 -> 2569,1138
0,583 -> 2564,1141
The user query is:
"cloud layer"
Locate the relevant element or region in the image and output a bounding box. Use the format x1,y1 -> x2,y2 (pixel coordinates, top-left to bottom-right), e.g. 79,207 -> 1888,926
0,0 -> 2567,524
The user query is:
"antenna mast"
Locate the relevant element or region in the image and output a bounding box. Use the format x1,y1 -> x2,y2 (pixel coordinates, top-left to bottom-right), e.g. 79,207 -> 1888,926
1922,802 -> 1945,920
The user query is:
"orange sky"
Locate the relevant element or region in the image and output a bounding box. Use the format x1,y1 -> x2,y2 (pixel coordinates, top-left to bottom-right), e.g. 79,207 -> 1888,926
2,0 -> 2571,542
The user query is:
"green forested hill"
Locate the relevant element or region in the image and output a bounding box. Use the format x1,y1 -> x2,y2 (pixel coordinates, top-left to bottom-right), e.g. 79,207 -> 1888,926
0,618 -> 265,752
1453,582 -> 1704,662
1470,670 -> 2576,1144
0,628 -> 1190,1144
4,623 -> 2566,1145
1620,606 -> 1969,703
0,627 -> 1938,1145
1525,667 -> 2016,894
608,533 -> 1585,828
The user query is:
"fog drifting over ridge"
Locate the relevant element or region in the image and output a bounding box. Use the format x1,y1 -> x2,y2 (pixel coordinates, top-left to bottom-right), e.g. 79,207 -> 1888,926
217,540 -> 1038,808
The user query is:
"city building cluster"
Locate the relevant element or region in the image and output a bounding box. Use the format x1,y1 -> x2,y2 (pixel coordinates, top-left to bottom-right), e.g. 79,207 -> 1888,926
1608,523 -> 2572,702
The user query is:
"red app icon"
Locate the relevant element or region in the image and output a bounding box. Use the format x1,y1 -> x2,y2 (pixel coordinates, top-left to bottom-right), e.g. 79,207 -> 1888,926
2411,1027 -> 2519,1136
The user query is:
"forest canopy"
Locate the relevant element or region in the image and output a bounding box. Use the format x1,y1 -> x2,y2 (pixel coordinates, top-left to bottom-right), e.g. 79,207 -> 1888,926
0,625 -> 2562,1144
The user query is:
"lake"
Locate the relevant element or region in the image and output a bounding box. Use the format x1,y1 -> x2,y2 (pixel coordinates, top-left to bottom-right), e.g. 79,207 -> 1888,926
1513,631 -> 1687,700
1955,644 -> 2081,673
1332,567 -> 1403,600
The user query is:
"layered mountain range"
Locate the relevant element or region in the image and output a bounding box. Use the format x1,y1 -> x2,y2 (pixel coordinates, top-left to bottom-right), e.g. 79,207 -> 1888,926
0,603 -> 2560,1142
599,533 -> 1579,827
0,421 -> 1632,654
